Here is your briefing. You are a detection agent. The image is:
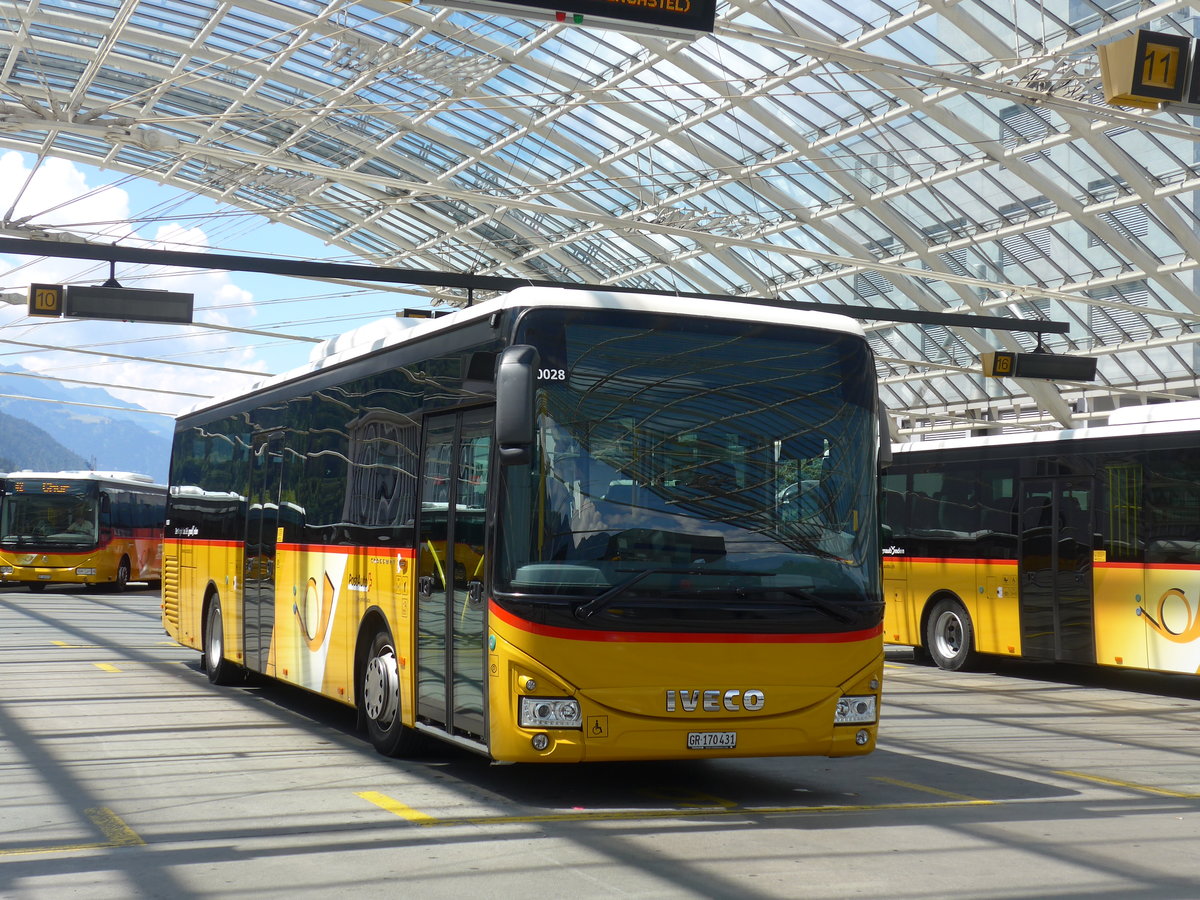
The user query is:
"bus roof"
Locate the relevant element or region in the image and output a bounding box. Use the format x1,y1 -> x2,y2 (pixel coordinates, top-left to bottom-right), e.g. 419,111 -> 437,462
190,287 -> 866,418
891,404 -> 1200,459
3,470 -> 165,488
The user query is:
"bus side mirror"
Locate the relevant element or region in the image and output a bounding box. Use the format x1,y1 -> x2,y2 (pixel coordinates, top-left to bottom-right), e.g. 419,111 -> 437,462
877,401 -> 893,468
496,344 -> 539,466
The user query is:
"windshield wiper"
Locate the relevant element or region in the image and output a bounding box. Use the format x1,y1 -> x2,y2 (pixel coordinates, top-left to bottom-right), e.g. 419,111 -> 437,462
573,567 -> 774,620
774,586 -> 882,625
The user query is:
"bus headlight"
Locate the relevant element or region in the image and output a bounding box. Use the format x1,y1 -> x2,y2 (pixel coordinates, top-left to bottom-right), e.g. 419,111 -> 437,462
519,697 -> 582,729
75,567 -> 97,576
0,566 -> 11,575
834,695 -> 877,724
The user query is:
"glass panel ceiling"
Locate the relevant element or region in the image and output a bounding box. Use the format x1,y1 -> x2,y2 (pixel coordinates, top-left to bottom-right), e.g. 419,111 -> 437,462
1,0 -> 1199,436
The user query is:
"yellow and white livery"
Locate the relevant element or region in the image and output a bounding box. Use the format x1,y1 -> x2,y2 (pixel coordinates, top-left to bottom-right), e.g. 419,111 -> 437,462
163,287 -> 886,762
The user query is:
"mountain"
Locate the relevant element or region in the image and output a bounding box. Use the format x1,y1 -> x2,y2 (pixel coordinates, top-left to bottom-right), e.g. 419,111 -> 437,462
0,368 -> 172,482
0,409 -> 91,473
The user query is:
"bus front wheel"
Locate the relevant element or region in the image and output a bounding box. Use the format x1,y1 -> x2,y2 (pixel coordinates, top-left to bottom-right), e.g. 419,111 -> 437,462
204,594 -> 241,685
925,598 -> 975,671
361,627 -> 422,757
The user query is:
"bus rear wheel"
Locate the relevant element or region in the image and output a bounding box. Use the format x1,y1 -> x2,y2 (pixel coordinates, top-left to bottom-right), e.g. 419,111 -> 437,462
361,627 -> 423,757
925,598 -> 975,671
109,557 -> 131,593
204,594 -> 241,685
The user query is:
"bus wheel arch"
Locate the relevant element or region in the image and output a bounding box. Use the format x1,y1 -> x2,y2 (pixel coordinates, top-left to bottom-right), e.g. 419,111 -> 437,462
202,586 -> 241,685
923,594 -> 976,671
356,614 -> 423,757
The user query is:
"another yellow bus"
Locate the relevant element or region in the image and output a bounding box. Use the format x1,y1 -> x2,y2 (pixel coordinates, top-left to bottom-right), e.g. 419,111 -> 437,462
882,401 -> 1200,674
162,287 -> 886,762
0,470 -> 166,591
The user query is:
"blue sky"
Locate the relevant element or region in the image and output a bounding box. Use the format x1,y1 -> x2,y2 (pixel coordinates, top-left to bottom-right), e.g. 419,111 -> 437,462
0,151 -> 440,417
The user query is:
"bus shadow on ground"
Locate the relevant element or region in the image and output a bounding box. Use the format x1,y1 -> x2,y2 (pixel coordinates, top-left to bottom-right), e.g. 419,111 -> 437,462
193,657 -> 1075,815
433,748 -> 1075,814
892,650 -> 1200,701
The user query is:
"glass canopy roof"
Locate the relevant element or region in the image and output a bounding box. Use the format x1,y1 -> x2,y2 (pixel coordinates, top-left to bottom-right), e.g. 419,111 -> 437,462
1,0 -> 1198,438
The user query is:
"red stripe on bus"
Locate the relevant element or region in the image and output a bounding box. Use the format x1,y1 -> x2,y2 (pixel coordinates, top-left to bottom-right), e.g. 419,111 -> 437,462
489,601 -> 882,644
902,557 -> 1200,573
900,557 -> 1018,566
1096,560 -> 1200,571
169,539 -> 415,557
276,543 -> 416,557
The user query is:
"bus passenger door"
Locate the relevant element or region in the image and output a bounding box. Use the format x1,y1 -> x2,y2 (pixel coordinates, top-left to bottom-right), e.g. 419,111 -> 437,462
244,433 -> 284,674
1019,478 -> 1095,663
416,408 -> 492,742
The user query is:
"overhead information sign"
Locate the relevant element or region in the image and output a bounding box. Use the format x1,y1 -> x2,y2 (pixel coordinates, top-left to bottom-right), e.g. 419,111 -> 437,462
981,350 -> 1098,381
433,0 -> 716,36
1099,29 -> 1199,108
28,283 -> 65,317
64,285 -> 194,324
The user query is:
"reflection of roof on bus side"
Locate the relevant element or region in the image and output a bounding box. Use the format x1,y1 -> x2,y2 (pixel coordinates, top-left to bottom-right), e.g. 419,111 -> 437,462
183,286 -> 866,419
171,486 -> 246,501
891,401 -> 1200,458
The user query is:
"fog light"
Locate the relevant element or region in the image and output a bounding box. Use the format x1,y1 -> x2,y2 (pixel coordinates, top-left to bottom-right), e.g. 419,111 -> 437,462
855,729 -> 870,746
0,566 -> 11,575
531,733 -> 550,751
519,696 -> 582,728
834,695 -> 877,724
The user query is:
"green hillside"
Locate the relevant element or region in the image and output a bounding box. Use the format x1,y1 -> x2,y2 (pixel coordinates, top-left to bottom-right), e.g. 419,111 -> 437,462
0,410 -> 91,474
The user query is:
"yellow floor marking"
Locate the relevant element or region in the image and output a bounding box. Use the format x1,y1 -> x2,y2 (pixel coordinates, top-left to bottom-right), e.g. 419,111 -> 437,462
0,807 -> 143,857
357,791 -> 438,825
356,792 -> 992,829
86,807 -> 144,847
871,776 -> 986,802
93,663 -> 122,673
1056,770 -> 1200,798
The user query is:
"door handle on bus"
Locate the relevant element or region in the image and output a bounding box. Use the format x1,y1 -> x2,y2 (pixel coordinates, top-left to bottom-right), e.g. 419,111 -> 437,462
418,575 -> 436,597
467,581 -> 484,605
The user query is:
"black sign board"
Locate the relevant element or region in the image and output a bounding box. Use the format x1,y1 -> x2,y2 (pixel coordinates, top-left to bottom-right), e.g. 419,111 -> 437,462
64,285 -> 194,324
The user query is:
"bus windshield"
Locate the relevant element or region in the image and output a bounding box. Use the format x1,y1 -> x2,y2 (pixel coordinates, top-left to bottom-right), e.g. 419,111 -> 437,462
495,308 -> 881,632
0,481 -> 98,548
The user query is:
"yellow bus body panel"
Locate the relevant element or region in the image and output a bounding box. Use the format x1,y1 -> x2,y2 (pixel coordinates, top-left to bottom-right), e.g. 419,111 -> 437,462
486,606 -> 882,763
886,556 -> 1022,657
0,534 -> 162,587
164,537 -> 881,761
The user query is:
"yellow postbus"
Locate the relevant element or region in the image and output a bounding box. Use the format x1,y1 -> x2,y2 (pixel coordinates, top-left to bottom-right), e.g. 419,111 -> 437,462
882,401 -> 1200,674
162,287 -> 886,762
0,470 -> 166,591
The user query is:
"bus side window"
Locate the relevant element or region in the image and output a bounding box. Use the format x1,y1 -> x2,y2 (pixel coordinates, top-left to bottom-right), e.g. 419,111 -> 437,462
99,494 -> 112,528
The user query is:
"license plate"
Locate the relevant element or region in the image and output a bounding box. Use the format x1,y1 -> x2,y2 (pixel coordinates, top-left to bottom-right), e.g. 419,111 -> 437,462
687,731 -> 736,750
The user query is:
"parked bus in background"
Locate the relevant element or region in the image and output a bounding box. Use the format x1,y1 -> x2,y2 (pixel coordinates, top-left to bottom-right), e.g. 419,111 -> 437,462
882,400 -> 1200,675
162,287 -> 886,763
0,470 -> 166,592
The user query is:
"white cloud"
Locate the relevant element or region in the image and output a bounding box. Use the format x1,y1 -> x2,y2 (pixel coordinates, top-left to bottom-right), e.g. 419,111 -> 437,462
0,151 -> 135,239
0,154 -> 275,416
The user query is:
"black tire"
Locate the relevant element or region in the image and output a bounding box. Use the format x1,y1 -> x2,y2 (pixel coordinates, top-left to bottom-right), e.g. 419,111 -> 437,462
110,557 -> 131,593
925,598 -> 975,671
360,626 -> 423,757
203,594 -> 241,685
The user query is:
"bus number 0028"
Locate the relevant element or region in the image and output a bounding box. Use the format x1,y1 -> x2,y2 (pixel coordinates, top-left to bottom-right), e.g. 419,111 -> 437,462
538,368 -> 567,381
